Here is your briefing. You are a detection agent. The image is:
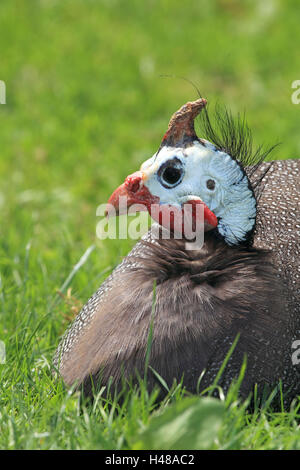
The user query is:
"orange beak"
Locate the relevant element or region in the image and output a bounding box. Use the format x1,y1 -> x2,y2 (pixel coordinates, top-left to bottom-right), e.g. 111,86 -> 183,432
106,171 -> 160,216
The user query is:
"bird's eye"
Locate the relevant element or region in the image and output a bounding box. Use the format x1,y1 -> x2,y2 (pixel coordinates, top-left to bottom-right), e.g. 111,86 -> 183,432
206,179 -> 216,190
158,157 -> 184,188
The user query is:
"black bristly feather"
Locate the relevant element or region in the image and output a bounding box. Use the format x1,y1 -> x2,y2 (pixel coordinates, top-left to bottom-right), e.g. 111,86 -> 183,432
197,103 -> 279,188
195,103 -> 281,246
156,78 -> 278,181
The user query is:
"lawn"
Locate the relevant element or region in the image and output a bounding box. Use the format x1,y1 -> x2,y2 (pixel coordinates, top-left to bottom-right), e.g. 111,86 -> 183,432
0,0 -> 300,450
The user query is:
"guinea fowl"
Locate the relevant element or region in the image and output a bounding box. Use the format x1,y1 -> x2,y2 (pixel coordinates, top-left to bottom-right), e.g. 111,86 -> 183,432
54,99 -> 300,407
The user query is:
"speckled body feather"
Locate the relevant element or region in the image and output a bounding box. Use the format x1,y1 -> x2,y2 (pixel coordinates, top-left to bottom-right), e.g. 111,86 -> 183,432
54,159 -> 300,407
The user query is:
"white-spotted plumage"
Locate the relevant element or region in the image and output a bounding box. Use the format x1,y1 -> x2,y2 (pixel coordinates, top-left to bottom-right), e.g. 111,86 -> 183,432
53,99 -> 300,407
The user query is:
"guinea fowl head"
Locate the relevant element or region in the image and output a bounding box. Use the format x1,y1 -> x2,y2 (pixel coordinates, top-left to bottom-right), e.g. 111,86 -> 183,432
108,99 -> 272,246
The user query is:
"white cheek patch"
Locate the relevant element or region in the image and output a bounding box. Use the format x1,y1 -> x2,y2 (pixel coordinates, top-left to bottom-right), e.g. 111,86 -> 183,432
142,147 -> 186,205
205,153 -> 256,244
140,156 -> 156,171
141,142 -> 257,245
183,146 -> 257,244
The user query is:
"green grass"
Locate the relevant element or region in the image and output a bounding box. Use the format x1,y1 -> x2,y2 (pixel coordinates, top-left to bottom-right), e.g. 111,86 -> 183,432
1,0 -> 300,449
